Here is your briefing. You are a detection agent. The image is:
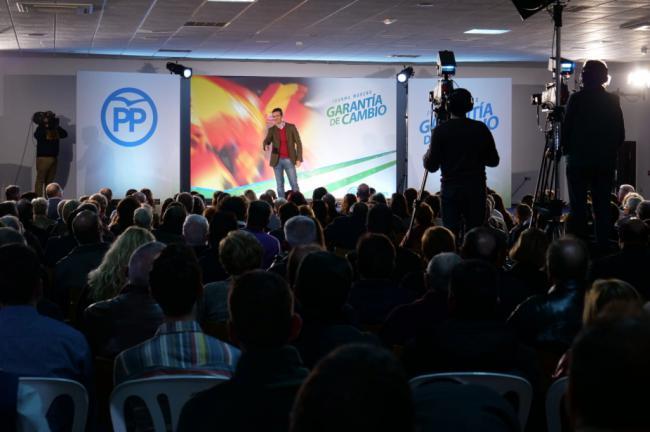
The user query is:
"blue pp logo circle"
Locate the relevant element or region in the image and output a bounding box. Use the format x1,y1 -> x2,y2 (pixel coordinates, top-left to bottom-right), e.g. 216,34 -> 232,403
101,87 -> 158,147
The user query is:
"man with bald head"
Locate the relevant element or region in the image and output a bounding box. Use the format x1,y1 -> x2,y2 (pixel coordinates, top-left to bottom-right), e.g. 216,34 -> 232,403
53,209 -> 109,313
83,242 -> 165,357
591,218 -> 650,300
508,237 -> 589,354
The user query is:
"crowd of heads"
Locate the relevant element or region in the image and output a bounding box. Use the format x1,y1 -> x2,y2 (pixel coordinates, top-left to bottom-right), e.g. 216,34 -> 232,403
2,179 -> 650,431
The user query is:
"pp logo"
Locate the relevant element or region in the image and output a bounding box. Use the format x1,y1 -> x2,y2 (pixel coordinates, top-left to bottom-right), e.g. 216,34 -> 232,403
101,87 -> 158,147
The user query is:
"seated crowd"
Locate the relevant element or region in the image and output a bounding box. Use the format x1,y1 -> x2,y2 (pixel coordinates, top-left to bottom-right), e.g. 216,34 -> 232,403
0,181 -> 649,431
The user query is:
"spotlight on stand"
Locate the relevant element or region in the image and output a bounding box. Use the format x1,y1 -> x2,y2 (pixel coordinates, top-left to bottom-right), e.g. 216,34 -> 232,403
396,66 -> 414,83
166,62 -> 193,79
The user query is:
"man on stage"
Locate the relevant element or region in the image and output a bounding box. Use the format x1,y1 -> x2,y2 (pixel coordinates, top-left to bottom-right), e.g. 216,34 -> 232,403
423,88 -> 500,236
34,111 -> 68,197
263,108 -> 303,199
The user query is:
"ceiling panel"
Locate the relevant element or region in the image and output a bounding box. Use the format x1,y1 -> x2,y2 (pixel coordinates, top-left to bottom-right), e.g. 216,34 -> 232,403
0,0 -> 649,62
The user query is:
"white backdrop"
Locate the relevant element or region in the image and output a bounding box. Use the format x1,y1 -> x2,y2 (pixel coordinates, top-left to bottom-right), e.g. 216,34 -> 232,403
407,78 -> 512,206
76,71 -> 180,198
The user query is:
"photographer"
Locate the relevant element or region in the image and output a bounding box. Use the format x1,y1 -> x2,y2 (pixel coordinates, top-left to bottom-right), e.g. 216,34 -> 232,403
34,111 -> 68,197
423,88 -> 500,236
563,60 -> 625,248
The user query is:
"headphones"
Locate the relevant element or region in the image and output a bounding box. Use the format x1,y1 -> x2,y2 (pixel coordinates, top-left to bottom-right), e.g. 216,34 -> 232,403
447,88 -> 474,115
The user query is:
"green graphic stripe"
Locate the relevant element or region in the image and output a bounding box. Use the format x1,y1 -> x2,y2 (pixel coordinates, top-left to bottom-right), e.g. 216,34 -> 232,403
209,150 -> 396,195
323,160 -> 396,192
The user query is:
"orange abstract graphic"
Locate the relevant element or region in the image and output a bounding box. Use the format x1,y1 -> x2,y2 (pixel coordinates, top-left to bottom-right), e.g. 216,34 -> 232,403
191,76 -> 315,192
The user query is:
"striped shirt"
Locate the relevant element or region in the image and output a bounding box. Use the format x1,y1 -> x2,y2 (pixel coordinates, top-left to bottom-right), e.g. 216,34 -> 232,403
113,320 -> 240,385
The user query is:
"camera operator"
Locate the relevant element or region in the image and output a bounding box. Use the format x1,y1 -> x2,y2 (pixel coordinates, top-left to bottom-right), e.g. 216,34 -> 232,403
34,111 -> 68,197
423,88 -> 500,236
563,60 -> 625,248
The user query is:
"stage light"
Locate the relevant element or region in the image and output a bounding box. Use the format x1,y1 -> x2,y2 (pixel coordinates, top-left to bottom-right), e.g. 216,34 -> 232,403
628,69 -> 650,88
396,66 -> 414,83
510,0 -> 554,20
166,62 -> 193,79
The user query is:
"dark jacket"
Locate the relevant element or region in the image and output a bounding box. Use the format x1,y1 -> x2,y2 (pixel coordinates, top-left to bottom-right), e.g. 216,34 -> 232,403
563,86 -> 625,169
35,125 -> 68,158
263,123 -> 303,167
53,242 -> 109,306
423,117 -> 499,183
83,283 -> 164,358
507,281 -> 584,354
381,290 -> 449,347
349,279 -> 411,326
403,319 -> 534,379
177,346 -> 309,432
590,245 -> 650,301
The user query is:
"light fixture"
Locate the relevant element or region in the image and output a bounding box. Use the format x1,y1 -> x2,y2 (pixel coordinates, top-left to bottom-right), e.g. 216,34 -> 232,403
642,46 -> 648,55
464,29 -> 511,35
383,18 -> 397,25
628,69 -> 650,88
166,62 -> 193,79
396,66 -> 414,83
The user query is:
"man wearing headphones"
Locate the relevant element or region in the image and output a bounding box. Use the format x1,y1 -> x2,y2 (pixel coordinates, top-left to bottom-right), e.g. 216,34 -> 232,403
423,88 -> 500,235
563,60 -> 625,247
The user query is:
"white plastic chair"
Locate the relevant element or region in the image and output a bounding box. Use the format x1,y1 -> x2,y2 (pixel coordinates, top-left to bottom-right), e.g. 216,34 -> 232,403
110,375 -> 229,432
18,377 -> 89,432
546,377 -> 569,432
410,372 -> 533,430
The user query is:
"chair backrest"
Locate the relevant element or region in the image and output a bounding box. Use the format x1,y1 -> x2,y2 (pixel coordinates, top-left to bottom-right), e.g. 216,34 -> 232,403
410,372 -> 533,430
18,377 -> 89,432
546,377 -> 569,432
110,375 -> 229,432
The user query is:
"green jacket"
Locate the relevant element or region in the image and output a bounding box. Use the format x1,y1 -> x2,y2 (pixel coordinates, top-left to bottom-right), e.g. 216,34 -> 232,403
263,123 -> 303,167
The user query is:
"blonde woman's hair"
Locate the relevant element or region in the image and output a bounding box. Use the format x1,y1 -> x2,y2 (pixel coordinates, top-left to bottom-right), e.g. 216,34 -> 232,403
88,226 -> 155,301
583,279 -> 642,325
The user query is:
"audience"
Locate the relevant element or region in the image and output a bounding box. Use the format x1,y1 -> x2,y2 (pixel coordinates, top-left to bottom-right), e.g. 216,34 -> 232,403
290,344 -> 415,432
6,179 -> 650,430
179,271 -> 308,431
591,218 -> 650,300
382,252 -> 461,346
86,226 -> 155,304
0,244 -> 93,393
403,259 -> 535,380
508,237 -> 589,354
199,210 -> 238,284
183,214 -> 210,258
84,242 -> 166,357
114,243 -> 240,384
349,233 -> 410,325
293,251 -> 374,368
244,200 -> 281,269
53,209 -> 110,314
569,314 -> 650,432
199,230 -> 263,323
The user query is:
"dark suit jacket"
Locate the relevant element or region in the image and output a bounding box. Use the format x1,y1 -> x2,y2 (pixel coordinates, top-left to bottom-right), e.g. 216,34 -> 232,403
53,242 -> 110,311
177,346 -> 309,432
263,123 -> 303,167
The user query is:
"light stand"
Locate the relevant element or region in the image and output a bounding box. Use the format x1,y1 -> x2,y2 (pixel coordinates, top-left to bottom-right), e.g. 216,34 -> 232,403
532,0 -> 567,239
403,60 -> 455,243
396,66 -> 414,193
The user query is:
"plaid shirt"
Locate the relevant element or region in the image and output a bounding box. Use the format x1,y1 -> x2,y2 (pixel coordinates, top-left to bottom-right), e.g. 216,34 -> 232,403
114,320 -> 240,385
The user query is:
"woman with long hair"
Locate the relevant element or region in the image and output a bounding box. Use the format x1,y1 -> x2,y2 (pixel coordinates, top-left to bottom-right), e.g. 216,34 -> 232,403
87,226 -> 155,302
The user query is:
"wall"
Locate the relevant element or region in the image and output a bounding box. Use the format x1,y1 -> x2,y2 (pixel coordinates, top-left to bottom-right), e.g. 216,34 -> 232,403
3,53 -> 629,202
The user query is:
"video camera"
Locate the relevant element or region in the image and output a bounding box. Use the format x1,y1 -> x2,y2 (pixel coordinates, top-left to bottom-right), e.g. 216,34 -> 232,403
531,57 -> 575,111
429,51 -> 457,123
32,111 -> 59,130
